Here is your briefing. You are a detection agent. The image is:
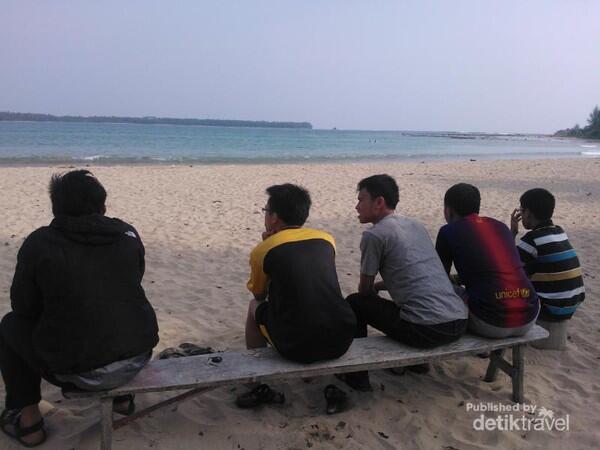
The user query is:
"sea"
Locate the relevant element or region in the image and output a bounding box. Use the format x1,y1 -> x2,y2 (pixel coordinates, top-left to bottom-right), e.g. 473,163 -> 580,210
0,121 -> 598,165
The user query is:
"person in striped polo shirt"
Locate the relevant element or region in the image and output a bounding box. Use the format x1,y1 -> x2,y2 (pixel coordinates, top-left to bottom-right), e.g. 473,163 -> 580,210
511,188 -> 585,322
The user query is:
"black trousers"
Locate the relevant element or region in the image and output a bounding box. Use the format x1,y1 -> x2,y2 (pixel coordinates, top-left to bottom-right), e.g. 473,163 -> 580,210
347,293 -> 467,348
0,312 -> 72,411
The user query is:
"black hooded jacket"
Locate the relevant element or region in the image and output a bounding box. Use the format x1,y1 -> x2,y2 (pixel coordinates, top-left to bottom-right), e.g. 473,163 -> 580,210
10,214 -> 159,374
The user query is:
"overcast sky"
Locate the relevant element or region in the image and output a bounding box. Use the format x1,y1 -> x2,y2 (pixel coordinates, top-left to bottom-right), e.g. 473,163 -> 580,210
1,1 -> 599,132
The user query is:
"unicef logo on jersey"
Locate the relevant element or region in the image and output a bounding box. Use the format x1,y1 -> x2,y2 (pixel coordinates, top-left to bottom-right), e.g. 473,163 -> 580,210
495,288 -> 530,300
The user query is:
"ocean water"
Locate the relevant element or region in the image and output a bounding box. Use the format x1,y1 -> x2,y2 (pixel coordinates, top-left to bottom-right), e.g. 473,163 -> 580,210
0,121 -> 597,164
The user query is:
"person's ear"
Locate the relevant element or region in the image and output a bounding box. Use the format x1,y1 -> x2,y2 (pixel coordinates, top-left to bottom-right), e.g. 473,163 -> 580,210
375,196 -> 386,209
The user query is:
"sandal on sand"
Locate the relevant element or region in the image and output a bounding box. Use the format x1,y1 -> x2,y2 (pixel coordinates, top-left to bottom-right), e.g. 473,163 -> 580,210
235,384 -> 285,409
0,409 -> 47,448
113,394 -> 136,416
324,385 -> 348,415
178,343 -> 214,356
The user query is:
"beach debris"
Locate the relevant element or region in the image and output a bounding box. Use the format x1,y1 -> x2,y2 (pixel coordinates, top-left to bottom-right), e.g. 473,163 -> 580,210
377,431 -> 389,439
335,421 -> 346,430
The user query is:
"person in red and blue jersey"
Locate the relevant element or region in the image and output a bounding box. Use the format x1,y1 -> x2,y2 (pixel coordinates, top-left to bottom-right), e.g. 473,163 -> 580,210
435,183 -> 539,338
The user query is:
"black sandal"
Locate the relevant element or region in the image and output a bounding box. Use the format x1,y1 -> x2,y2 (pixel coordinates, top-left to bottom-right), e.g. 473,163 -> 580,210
0,409 -> 47,448
324,384 -> 348,415
113,394 -> 136,416
235,384 -> 285,409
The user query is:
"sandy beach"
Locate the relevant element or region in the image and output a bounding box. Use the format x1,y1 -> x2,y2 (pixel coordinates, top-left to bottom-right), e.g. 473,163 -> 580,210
0,158 -> 598,449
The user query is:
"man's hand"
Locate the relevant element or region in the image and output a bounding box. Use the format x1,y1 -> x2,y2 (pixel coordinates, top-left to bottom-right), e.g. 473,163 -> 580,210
262,230 -> 275,241
373,280 -> 386,293
510,208 -> 522,237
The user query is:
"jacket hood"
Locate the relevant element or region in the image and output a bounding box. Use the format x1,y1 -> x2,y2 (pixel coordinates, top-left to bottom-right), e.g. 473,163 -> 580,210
50,214 -> 133,245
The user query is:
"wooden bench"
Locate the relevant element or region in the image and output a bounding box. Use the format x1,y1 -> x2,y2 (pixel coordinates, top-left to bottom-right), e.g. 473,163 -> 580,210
70,325 -> 548,449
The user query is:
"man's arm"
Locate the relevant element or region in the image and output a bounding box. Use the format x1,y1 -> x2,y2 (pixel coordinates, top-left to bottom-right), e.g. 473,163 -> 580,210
510,208 -> 521,239
358,274 -> 376,296
434,229 -> 453,275
358,231 -> 383,297
10,236 -> 43,319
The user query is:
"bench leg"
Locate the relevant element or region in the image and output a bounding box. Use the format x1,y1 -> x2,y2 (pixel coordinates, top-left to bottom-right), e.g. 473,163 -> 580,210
483,349 -> 505,382
100,397 -> 113,450
511,344 -> 524,403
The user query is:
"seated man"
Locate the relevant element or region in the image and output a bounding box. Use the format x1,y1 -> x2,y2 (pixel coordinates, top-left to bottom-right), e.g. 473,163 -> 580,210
343,175 -> 468,391
237,183 -> 356,409
511,188 -> 584,322
435,183 -> 539,338
0,170 -> 159,447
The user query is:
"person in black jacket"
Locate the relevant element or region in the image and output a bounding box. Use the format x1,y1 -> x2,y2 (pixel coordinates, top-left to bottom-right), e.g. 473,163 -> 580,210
0,170 -> 159,447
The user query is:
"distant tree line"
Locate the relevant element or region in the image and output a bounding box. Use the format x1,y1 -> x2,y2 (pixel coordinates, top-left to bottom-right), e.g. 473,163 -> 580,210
0,112 -> 313,129
554,105 -> 600,139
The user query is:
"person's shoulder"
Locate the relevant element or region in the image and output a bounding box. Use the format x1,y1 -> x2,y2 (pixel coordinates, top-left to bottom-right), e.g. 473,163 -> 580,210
23,225 -> 55,245
16,226 -> 54,257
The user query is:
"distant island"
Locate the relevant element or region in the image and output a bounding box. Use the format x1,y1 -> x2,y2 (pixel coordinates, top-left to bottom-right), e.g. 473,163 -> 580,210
554,105 -> 600,139
0,111 -> 312,129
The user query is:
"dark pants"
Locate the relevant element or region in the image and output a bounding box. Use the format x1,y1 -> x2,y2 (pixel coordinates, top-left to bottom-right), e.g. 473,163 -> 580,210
347,293 -> 467,348
0,312 -> 72,411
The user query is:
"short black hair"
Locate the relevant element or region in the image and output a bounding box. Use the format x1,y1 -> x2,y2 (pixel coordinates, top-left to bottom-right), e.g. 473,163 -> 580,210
266,183 -> 311,226
357,174 -> 399,209
49,169 -> 107,217
520,188 -> 555,221
444,183 -> 481,216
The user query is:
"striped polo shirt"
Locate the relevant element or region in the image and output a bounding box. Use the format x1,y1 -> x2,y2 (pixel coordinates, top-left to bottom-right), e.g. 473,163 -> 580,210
517,220 -> 585,321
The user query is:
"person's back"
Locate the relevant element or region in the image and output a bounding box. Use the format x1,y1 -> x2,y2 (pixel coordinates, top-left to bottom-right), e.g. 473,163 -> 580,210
238,183 -> 355,410
436,213 -> 538,329
436,183 -> 539,338
363,214 -> 468,325
1,170 -> 158,447
14,214 -> 158,374
248,227 -> 355,363
511,188 -> 585,322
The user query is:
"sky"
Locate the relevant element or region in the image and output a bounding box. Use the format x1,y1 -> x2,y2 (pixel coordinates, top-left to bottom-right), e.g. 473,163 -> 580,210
1,1 -> 599,133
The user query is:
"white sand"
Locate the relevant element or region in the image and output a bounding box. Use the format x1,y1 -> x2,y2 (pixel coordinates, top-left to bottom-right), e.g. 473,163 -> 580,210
0,158 -> 599,449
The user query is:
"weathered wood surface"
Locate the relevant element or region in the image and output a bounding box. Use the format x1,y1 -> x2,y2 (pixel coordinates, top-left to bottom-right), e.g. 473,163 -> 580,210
78,326 -> 548,398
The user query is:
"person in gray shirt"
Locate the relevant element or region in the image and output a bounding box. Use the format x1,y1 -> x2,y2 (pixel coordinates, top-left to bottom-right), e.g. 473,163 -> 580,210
339,174 -> 468,392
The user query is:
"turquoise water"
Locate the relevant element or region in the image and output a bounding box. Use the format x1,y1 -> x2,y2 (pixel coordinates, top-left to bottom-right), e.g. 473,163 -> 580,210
0,121 -> 596,164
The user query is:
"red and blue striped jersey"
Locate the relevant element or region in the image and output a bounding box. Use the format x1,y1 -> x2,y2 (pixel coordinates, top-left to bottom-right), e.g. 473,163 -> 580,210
436,214 -> 539,328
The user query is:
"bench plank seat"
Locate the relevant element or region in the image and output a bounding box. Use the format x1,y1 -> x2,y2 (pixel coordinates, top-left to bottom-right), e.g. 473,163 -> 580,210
76,325 -> 548,449
93,325 -> 547,397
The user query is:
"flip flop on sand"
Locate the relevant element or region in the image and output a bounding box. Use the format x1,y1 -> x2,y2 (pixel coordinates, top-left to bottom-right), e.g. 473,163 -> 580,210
0,409 -> 47,448
178,343 -> 214,356
235,384 -> 285,409
324,384 -> 348,415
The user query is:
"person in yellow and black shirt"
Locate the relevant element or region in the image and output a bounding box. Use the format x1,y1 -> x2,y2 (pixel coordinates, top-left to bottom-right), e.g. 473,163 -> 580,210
236,184 -> 356,412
